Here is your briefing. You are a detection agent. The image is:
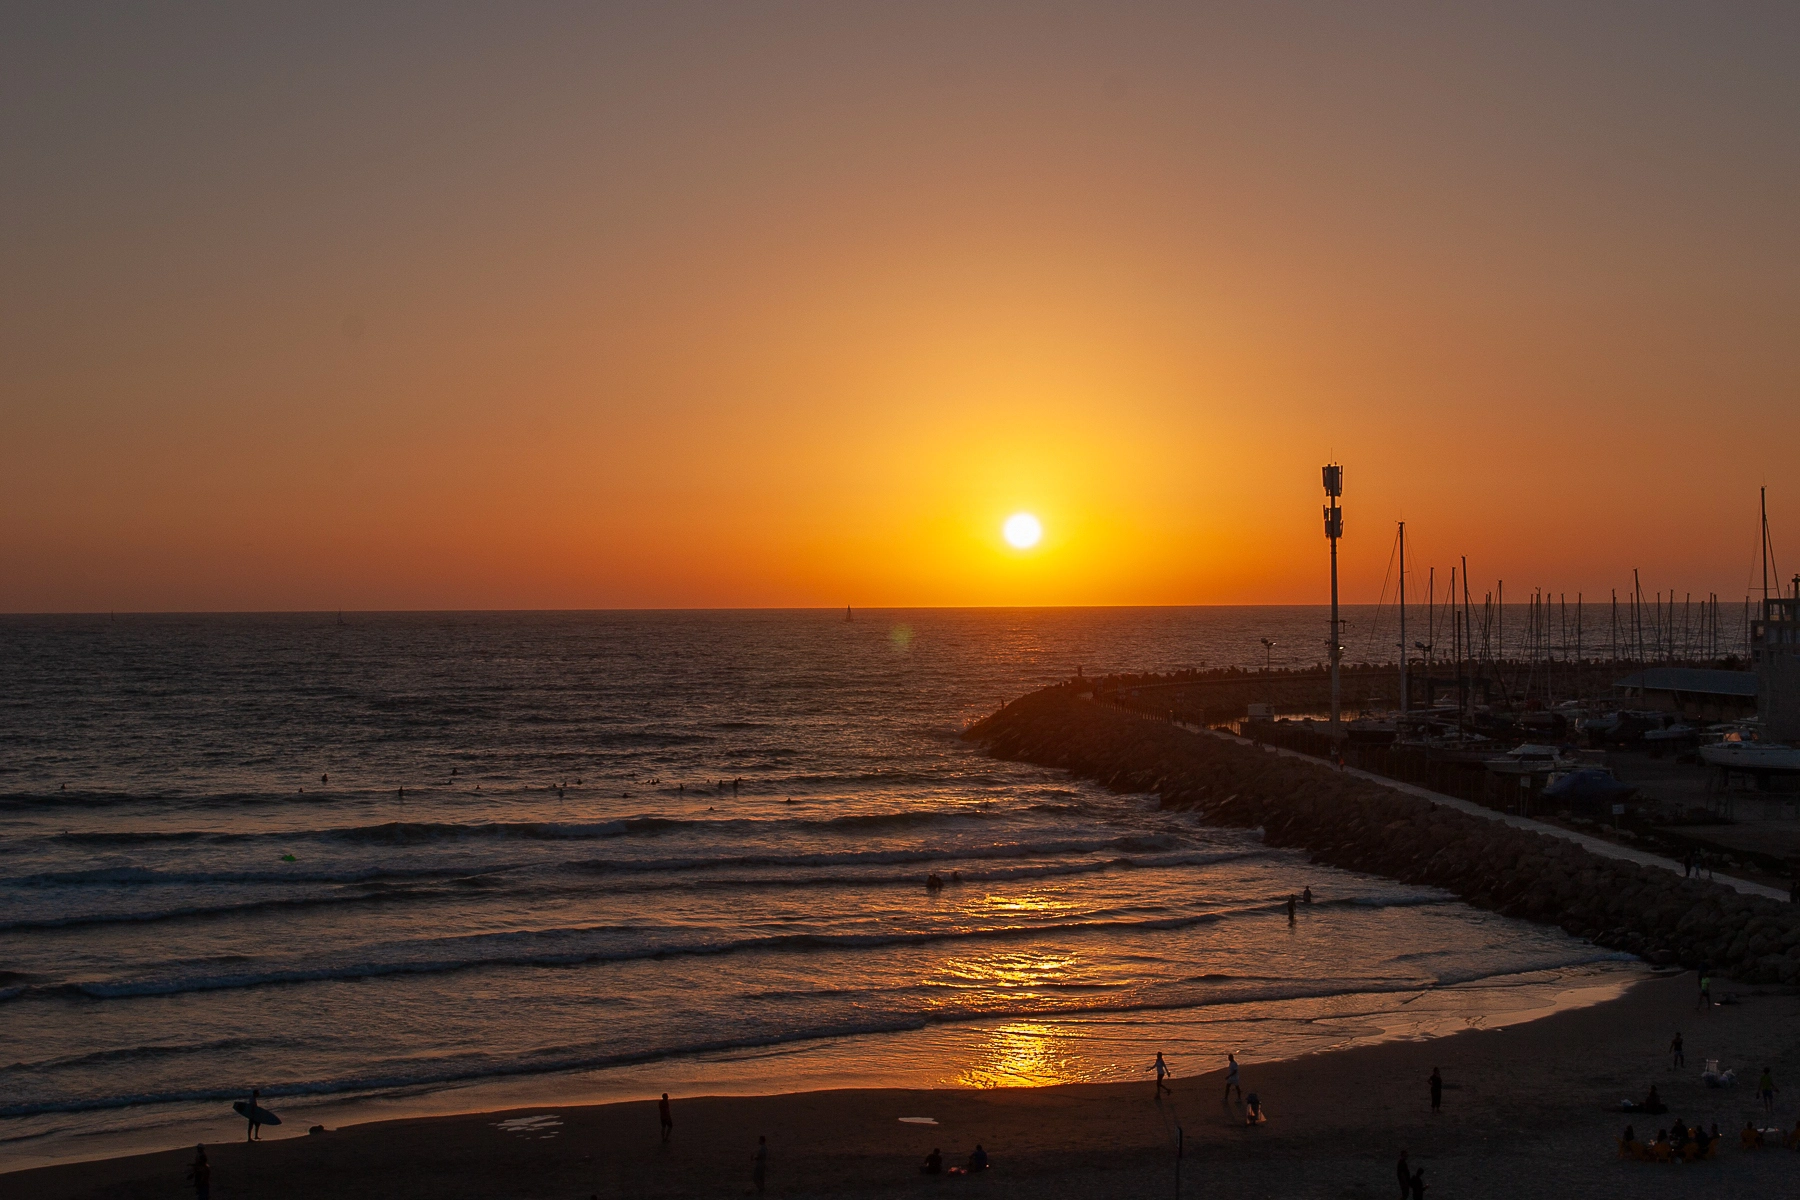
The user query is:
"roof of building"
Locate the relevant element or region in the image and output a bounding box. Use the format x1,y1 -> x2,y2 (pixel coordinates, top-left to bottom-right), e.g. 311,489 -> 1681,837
1614,668 -> 1758,698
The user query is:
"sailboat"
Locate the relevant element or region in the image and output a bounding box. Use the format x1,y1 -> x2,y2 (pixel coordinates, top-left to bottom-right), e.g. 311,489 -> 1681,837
845,606 -> 853,622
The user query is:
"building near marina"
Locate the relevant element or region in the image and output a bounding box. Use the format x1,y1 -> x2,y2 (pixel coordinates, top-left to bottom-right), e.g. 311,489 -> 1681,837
1752,594 -> 1800,744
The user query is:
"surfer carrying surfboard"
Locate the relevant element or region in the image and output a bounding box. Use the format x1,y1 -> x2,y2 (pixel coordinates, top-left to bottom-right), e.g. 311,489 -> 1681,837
232,1091 -> 281,1138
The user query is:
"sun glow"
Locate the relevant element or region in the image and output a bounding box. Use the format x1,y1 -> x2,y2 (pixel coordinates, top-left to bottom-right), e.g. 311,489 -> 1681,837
1002,513 -> 1042,549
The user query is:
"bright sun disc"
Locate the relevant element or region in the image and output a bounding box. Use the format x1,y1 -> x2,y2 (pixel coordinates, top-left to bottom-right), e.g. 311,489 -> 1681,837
1003,513 -> 1042,549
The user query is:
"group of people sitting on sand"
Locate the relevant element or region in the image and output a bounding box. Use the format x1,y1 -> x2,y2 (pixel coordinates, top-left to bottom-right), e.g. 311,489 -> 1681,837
1618,1120 -> 1721,1162
1618,1117 -> 1800,1161
920,1145 -> 988,1176
1735,1118 -> 1800,1151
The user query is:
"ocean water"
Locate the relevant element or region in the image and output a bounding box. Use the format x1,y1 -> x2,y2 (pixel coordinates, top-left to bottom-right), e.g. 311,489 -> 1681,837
0,609 -> 1641,1168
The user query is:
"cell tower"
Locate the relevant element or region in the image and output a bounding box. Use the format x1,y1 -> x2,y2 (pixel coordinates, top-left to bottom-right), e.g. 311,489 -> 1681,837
1323,463 -> 1344,731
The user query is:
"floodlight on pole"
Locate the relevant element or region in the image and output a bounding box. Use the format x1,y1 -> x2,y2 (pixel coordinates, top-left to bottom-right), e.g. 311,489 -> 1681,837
1322,463 -> 1344,732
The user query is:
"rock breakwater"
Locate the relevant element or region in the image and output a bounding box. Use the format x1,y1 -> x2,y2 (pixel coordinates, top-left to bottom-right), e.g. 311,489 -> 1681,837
968,685 -> 1800,985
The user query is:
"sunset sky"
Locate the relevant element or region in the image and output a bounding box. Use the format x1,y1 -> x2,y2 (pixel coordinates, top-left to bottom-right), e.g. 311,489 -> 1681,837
4,2 -> 1796,611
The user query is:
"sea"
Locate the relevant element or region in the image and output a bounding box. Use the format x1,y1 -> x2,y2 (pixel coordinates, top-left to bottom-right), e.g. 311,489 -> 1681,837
0,608 -> 1645,1169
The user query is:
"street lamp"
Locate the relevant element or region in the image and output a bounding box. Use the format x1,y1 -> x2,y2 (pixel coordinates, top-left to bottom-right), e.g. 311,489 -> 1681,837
1260,638 -> 1277,673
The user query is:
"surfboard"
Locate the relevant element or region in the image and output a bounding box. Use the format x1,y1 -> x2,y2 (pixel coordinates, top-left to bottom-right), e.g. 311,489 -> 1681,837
233,1100 -> 282,1126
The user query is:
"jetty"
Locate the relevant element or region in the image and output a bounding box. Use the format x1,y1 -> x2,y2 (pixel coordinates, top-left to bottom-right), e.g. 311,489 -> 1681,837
967,683 -> 1800,983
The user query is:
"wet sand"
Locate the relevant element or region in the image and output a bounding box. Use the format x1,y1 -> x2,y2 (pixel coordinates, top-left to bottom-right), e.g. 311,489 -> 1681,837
10,972 -> 1799,1199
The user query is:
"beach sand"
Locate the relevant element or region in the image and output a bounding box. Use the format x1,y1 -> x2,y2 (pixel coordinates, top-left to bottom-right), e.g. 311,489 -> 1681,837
11,972 -> 1799,1199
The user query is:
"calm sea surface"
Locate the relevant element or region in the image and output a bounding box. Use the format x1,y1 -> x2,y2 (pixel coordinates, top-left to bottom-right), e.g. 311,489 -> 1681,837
0,609 -> 1640,1167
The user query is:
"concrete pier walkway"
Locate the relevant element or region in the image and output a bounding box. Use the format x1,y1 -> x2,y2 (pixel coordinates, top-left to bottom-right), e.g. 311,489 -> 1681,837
1179,720 -> 1789,903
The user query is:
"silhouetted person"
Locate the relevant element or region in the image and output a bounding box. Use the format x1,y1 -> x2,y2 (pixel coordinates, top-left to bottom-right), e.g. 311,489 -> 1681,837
1287,894 -> 1297,924
1410,1166 -> 1426,1200
1670,1032 -> 1683,1068
1224,1053 -> 1242,1102
966,1144 -> 988,1173
188,1145 -> 211,1200
922,1148 -> 942,1175
1760,1067 -> 1778,1114
1302,886 -> 1313,904
658,1093 -> 672,1143
1395,1150 -> 1410,1199
245,1088 -> 263,1141
1429,1067 -> 1442,1113
1154,1052 -> 1172,1095
752,1135 -> 767,1192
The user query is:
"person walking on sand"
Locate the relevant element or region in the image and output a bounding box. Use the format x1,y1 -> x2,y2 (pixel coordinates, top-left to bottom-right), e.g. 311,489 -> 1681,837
187,1145 -> 211,1200
1429,1067 -> 1442,1113
1223,1053 -> 1242,1102
1759,1067 -> 1778,1115
658,1093 -> 672,1143
1395,1150 -> 1410,1200
1154,1052 -> 1172,1096
1698,973 -> 1711,1011
1409,1166 -> 1426,1200
1669,1032 -> 1684,1068
752,1135 -> 767,1193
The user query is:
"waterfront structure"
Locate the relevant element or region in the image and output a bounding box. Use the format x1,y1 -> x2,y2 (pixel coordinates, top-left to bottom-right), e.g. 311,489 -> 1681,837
1752,587 -> 1800,743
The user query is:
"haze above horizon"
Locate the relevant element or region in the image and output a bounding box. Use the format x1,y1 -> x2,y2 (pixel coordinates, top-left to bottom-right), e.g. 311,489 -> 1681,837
4,3 -> 1796,613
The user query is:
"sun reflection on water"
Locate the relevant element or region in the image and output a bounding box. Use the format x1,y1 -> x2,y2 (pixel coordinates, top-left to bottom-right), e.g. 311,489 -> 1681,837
955,1022 -> 1078,1088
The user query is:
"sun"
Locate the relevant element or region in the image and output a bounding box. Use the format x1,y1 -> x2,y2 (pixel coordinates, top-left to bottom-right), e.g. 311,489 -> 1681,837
1002,513 -> 1042,549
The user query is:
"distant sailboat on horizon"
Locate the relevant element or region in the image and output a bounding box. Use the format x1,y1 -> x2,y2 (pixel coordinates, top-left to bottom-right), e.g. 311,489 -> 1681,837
845,605 -> 854,622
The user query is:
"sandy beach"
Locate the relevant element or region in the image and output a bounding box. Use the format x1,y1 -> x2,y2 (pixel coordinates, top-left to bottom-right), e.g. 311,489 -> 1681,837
10,971 -> 1799,1199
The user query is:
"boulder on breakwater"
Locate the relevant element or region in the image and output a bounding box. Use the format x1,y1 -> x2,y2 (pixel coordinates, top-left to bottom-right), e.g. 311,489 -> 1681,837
966,685 -> 1800,985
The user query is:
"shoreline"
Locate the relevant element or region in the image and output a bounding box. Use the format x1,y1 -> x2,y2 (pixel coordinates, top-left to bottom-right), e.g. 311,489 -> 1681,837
11,971 -> 1800,1198
1,955 -> 1649,1173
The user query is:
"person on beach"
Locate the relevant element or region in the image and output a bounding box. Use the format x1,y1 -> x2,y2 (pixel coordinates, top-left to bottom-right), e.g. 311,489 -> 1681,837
1429,1067 -> 1442,1113
245,1088 -> 263,1141
1244,1093 -> 1265,1124
1154,1052 -> 1172,1095
1287,894 -> 1297,924
187,1145 -> 211,1200
1302,886 -> 1313,905
1698,973 -> 1711,1011
658,1093 -> 672,1143
1669,1032 -> 1683,1068
966,1144 -> 989,1173
1395,1150 -> 1410,1199
1409,1166 -> 1426,1200
1224,1053 -> 1242,1102
752,1135 -> 767,1192
1759,1067 -> 1778,1114
921,1148 -> 942,1175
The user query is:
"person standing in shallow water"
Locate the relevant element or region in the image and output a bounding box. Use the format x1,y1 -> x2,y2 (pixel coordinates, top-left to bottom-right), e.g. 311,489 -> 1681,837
1429,1067 -> 1442,1113
1286,893 -> 1297,924
658,1093 -> 672,1143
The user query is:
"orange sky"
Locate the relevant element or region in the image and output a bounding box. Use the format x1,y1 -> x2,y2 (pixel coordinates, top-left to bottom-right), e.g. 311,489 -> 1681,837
4,3 -> 1797,611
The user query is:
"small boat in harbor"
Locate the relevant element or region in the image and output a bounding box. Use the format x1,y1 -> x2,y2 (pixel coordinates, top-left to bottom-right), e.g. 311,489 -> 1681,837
1485,743 -> 1580,776
1542,765 -> 1637,809
1698,733 -> 1800,776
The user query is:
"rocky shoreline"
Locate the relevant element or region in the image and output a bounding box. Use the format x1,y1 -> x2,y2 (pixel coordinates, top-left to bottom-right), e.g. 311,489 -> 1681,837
968,684 -> 1800,984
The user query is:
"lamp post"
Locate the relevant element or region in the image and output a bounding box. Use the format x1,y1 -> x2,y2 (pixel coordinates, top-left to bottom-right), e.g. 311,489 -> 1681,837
1260,637 -> 1276,673
1323,464 -> 1344,732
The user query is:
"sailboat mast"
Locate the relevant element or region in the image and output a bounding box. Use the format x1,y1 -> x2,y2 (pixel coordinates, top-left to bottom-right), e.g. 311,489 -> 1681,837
1398,521 -> 1408,716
